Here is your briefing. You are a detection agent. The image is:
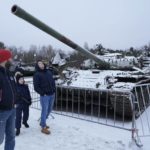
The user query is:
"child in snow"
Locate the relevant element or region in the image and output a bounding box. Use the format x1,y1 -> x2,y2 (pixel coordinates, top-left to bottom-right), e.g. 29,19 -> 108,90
15,73 -> 32,136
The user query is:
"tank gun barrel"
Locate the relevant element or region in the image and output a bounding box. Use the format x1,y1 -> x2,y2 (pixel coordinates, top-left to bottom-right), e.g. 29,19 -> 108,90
11,5 -> 108,66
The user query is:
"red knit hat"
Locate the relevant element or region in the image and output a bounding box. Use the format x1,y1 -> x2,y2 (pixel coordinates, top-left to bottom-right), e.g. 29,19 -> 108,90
0,49 -> 12,63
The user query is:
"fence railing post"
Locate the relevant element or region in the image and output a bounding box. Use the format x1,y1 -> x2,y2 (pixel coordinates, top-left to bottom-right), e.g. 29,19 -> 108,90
130,92 -> 143,147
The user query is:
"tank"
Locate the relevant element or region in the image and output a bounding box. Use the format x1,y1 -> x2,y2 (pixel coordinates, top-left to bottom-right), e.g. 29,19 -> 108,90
11,5 -> 149,118
55,68 -> 150,118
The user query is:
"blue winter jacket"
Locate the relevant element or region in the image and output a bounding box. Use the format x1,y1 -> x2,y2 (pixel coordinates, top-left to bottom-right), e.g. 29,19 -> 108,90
33,64 -> 56,96
0,66 -> 17,110
16,84 -> 32,105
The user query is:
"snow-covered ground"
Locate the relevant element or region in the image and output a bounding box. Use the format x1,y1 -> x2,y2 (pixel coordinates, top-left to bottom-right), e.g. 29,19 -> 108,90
1,78 -> 149,149
0,108 -> 150,150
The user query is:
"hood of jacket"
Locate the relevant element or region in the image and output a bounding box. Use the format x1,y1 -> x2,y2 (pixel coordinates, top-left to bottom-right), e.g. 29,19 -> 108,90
35,62 -> 47,72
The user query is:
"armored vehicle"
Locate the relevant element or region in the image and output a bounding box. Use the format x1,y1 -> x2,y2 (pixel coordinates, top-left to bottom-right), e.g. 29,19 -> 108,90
11,5 -> 150,118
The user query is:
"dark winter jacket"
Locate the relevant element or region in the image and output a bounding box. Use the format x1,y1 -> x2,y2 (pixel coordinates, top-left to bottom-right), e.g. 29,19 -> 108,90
0,66 -> 17,110
33,64 -> 56,96
16,84 -> 32,105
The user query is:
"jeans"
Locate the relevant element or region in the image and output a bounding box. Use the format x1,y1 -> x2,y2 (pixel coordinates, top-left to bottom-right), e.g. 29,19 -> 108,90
40,94 -> 55,128
0,108 -> 16,150
47,93 -> 55,119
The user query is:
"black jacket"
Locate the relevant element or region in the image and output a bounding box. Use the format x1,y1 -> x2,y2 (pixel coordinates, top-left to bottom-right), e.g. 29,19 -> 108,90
0,66 -> 17,110
16,84 -> 32,105
33,64 -> 56,96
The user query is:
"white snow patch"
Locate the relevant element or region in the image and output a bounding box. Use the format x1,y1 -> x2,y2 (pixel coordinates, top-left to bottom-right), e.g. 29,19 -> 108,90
1,108 -> 150,150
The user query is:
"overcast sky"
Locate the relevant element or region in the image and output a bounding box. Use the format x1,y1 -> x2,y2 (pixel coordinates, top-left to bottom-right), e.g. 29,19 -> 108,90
0,0 -> 150,52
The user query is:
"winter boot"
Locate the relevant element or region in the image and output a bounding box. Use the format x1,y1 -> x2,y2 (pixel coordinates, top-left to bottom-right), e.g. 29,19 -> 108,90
41,127 -> 51,135
23,122 -> 29,128
16,129 -> 20,136
46,125 -> 50,129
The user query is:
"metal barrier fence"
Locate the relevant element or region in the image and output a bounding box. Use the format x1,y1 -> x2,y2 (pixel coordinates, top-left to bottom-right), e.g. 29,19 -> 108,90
27,80 -> 150,147
27,81 -> 133,130
132,83 -> 150,147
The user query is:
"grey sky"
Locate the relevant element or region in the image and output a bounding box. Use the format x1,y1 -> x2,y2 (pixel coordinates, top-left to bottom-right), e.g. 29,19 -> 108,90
0,0 -> 150,52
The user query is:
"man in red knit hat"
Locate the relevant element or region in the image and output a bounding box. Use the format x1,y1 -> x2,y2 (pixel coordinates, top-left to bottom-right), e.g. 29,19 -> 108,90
0,49 -> 17,150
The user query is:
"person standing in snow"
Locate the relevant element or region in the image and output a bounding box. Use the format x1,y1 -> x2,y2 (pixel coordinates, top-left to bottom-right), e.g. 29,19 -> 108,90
33,60 -> 56,135
15,73 -> 32,136
0,49 -> 17,150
